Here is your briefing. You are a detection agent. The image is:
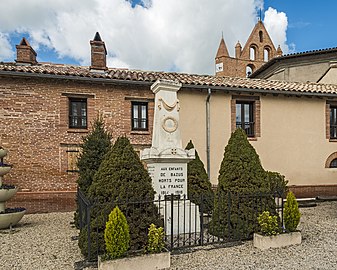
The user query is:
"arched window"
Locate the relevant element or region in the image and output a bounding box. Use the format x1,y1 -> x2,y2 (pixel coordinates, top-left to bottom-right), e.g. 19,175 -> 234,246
259,31 -> 263,42
325,152 -> 337,168
246,64 -> 254,77
330,158 -> 337,168
249,46 -> 256,61
264,48 -> 270,62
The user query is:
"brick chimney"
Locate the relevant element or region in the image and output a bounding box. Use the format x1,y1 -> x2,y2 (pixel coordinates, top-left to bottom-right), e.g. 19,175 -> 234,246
16,37 -> 37,65
90,32 -> 107,71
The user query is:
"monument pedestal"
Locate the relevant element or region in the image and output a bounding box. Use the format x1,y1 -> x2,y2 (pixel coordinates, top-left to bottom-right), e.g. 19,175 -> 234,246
156,199 -> 200,235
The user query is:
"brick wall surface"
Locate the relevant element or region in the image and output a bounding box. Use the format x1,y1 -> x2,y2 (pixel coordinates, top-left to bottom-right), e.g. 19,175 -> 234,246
0,75 -> 154,212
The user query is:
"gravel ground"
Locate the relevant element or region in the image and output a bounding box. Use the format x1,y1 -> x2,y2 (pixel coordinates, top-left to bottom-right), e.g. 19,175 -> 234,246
0,201 -> 336,270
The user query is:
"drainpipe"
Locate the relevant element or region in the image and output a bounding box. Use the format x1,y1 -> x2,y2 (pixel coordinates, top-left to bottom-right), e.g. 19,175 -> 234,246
206,88 -> 211,179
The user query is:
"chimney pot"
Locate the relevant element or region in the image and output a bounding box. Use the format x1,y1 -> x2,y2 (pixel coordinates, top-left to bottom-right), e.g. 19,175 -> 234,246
16,37 -> 37,65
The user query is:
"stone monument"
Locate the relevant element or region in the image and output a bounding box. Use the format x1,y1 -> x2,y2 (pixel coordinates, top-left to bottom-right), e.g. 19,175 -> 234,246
141,79 -> 200,235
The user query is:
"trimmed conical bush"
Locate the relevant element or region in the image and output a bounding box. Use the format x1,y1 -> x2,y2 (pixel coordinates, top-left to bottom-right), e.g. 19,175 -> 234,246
185,140 -> 214,213
75,116 -> 112,227
78,136 -> 162,259
77,116 -> 112,194
210,128 -> 275,238
284,191 -> 301,232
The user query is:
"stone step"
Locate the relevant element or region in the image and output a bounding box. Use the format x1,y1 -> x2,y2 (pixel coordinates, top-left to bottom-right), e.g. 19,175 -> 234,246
316,196 -> 337,202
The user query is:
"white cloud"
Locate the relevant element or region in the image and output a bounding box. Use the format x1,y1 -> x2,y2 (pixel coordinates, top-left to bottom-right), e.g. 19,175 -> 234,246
263,7 -> 289,54
0,0 -> 290,74
0,33 -> 13,61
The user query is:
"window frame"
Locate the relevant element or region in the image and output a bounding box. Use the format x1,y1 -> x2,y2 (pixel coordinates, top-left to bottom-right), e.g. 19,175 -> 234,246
231,95 -> 260,139
330,158 -> 337,168
330,105 -> 337,139
131,101 -> 148,131
68,97 -> 88,129
236,100 -> 255,137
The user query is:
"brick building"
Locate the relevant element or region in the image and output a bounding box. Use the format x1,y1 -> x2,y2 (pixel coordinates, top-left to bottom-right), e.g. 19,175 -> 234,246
1,33 -> 337,213
215,20 -> 283,78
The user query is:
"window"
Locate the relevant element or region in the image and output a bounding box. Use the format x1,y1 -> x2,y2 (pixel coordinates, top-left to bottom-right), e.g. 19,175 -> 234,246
132,102 -> 148,130
259,31 -> 263,42
236,101 -> 254,137
246,64 -> 254,77
69,98 -> 87,129
330,106 -> 337,139
330,158 -> 337,168
249,47 -> 256,60
264,48 -> 270,62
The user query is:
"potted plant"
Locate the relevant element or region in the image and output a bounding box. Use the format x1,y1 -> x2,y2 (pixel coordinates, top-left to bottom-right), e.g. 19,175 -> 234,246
253,191 -> 302,250
98,207 -> 170,270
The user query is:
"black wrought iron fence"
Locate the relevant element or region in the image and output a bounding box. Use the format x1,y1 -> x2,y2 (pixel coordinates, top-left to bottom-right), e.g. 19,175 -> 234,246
77,189 -> 284,261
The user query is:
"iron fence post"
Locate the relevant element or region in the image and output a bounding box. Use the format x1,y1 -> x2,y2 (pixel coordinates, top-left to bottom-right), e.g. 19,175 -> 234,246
200,194 -> 204,246
170,194 -> 174,250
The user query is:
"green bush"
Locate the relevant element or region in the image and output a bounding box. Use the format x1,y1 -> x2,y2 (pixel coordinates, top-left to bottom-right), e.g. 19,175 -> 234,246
257,211 -> 280,236
75,116 -> 112,228
79,136 -> 162,259
104,206 -> 130,259
210,129 -> 276,238
267,171 -> 288,196
145,223 -> 165,254
77,116 -> 112,194
284,191 -> 301,232
185,140 -> 214,213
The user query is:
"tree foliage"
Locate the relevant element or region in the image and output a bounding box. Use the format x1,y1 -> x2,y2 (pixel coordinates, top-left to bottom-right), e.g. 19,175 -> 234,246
185,140 -> 214,213
77,116 -> 112,194
75,116 -> 112,228
210,128 -> 276,238
284,191 -> 301,232
104,206 -> 130,259
78,136 -> 162,259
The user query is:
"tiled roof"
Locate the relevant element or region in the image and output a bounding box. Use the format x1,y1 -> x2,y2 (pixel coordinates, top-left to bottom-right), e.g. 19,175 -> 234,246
1,62 -> 337,96
251,47 -> 337,77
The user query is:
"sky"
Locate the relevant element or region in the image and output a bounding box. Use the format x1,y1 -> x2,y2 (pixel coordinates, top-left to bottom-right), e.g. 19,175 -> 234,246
0,0 -> 335,75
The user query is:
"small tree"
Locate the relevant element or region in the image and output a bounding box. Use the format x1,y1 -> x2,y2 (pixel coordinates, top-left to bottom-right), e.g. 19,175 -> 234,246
257,211 -> 280,236
185,140 -> 214,213
210,129 -> 276,238
75,116 -> 112,227
77,116 -> 112,195
79,136 -> 162,258
284,191 -> 301,232
104,207 -> 130,259
145,224 -> 165,254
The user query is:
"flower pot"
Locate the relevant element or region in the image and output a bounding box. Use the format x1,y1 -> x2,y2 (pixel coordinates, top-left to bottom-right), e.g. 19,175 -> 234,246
253,232 -> 302,250
0,148 -> 8,159
98,251 -> 170,270
0,166 -> 11,176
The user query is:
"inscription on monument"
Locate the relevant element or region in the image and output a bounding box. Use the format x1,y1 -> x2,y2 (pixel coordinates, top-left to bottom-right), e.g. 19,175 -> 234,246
148,163 -> 187,198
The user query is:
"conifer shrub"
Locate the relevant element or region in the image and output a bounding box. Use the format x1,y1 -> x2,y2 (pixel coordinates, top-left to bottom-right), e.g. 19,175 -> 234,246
185,140 -> 214,213
267,171 -> 288,196
257,211 -> 280,236
77,116 -> 112,194
284,191 -> 301,232
145,223 -> 165,254
75,117 -> 112,228
79,136 -> 162,259
104,206 -> 130,259
210,129 -> 276,239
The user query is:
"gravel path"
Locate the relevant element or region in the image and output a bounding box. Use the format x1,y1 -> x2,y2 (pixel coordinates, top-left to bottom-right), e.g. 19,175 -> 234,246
0,212 -> 82,270
0,201 -> 336,270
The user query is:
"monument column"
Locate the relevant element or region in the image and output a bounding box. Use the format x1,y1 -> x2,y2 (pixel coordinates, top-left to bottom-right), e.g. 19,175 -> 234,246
141,79 -> 195,199
141,79 -> 199,235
